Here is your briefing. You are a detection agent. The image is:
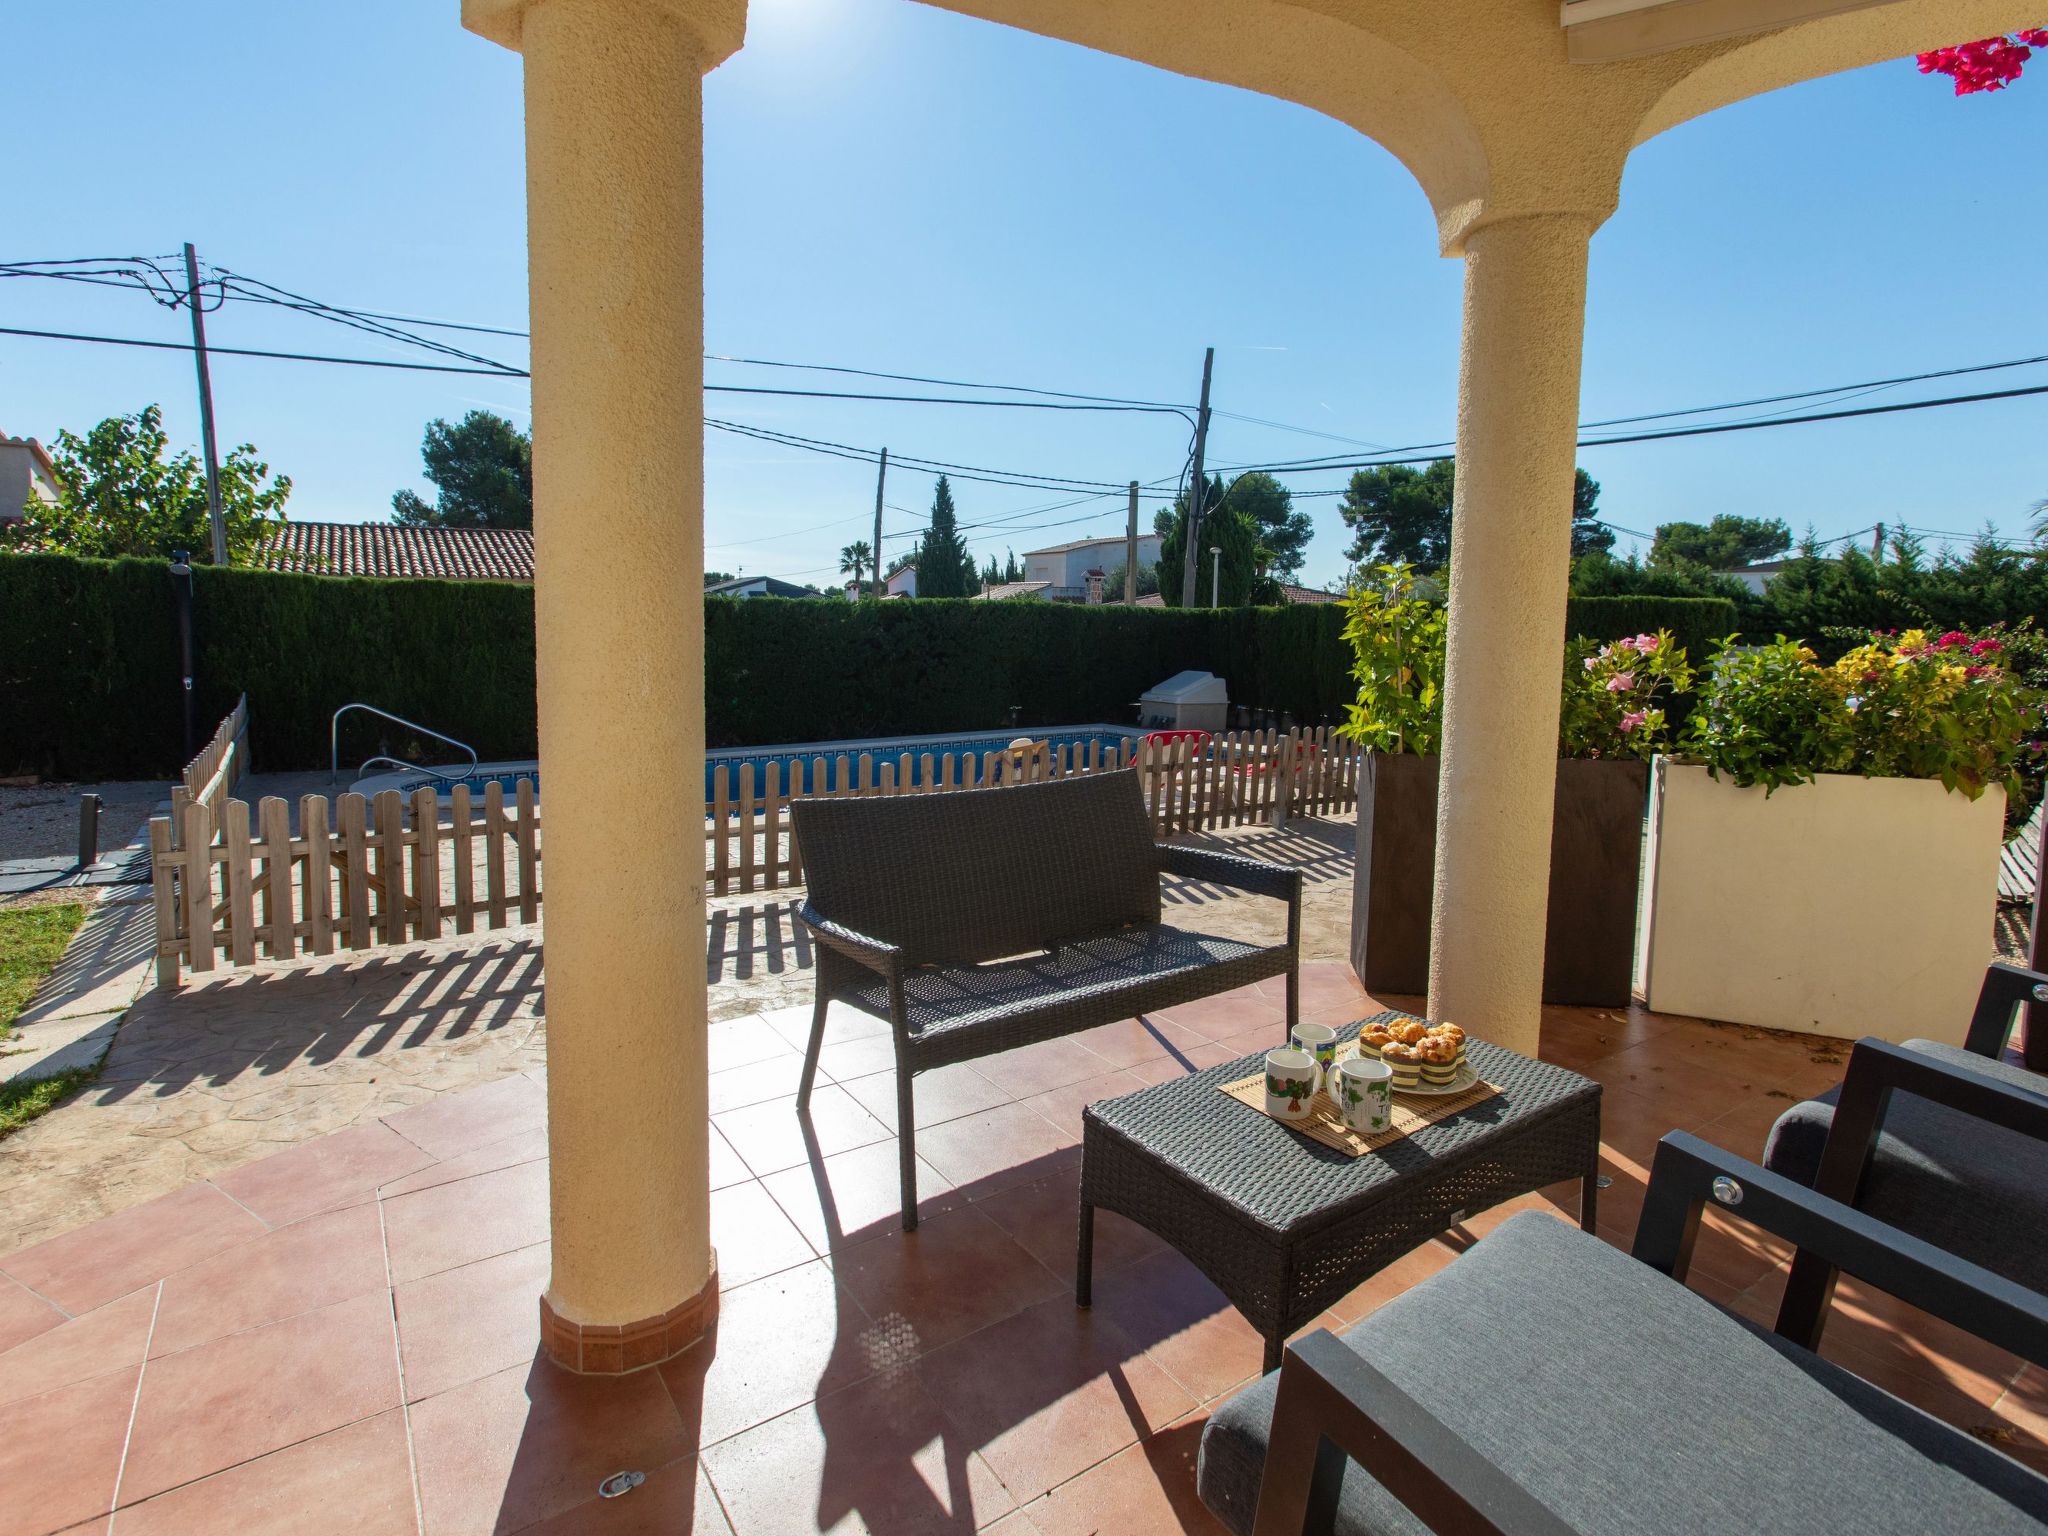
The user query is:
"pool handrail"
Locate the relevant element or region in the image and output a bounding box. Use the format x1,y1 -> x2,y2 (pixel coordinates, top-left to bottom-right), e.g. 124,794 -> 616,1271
331,704 -> 480,786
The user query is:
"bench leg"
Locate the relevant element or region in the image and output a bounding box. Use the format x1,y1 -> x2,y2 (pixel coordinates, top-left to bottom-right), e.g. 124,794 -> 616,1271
1284,963 -> 1299,1042
898,1070 -> 919,1231
1075,1201 -> 1094,1306
795,990 -> 829,1111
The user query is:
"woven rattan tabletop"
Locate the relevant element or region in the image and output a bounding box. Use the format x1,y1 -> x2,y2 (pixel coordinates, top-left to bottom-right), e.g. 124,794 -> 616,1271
1083,1012 -> 1600,1236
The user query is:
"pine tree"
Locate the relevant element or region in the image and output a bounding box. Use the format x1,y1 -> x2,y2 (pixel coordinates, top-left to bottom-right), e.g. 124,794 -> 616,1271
919,475 -> 972,597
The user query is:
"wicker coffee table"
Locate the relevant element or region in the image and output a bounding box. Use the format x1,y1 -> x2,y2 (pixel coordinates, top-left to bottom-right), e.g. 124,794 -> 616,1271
1077,1012 -> 1602,1370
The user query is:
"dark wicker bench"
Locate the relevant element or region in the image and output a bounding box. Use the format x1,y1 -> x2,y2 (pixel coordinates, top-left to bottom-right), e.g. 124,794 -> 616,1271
790,769 -> 1305,1228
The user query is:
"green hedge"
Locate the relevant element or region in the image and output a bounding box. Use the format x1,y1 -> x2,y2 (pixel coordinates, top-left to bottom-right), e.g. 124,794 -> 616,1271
0,552 -> 1741,779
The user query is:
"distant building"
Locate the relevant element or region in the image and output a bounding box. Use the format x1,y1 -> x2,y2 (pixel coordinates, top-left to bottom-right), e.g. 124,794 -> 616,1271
0,432 -> 61,526
1134,581 -> 1340,609
255,520 -> 535,581
885,562 -> 918,598
706,574 -> 823,600
1717,558 -> 1800,596
1020,533 -> 1164,599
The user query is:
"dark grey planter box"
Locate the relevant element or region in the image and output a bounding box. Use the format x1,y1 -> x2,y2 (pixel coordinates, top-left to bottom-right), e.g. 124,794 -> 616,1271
1349,755 -> 1649,1008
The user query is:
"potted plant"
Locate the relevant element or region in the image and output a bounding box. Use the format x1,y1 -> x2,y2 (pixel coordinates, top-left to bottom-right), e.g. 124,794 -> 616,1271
1638,629 -> 2037,1042
1341,565 -> 1688,1006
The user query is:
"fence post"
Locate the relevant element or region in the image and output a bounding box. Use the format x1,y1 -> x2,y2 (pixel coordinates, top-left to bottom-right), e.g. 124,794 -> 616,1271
150,816 -> 180,989
303,794 -> 335,955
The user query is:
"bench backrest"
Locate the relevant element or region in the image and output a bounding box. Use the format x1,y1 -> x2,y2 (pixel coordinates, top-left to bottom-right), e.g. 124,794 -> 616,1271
792,769 -> 1161,967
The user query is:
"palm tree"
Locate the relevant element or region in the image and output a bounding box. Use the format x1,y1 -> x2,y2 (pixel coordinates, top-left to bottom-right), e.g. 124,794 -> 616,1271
839,540 -> 873,594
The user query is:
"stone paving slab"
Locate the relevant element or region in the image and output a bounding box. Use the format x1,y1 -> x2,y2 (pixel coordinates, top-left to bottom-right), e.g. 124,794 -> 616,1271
0,1010 -> 123,1085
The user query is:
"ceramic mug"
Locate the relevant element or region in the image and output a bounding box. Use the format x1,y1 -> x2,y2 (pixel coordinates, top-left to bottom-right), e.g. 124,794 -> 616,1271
1289,1023 -> 1338,1091
1336,1057 -> 1395,1134
1264,1047 -> 1318,1121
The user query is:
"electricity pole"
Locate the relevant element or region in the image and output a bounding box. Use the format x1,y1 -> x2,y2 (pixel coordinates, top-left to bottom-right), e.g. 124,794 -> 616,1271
1178,347 -> 1214,606
1124,481 -> 1138,604
871,447 -> 888,596
182,243 -> 228,567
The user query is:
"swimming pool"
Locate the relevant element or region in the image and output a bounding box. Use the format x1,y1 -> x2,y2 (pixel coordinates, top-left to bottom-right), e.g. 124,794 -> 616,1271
351,725 -> 1143,803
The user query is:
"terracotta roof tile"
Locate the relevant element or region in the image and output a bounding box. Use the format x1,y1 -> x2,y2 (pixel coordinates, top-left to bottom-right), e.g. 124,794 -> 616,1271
254,521 -> 533,582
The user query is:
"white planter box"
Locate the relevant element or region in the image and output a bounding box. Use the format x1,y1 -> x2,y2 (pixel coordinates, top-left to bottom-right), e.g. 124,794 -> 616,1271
1636,759 -> 2003,1044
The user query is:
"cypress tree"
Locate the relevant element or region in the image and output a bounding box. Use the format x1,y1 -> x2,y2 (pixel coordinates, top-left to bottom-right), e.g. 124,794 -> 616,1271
920,475 -> 972,597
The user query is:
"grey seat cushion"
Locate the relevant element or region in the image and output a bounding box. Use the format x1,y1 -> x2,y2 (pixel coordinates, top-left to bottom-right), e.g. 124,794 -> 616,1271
1197,1212 -> 2048,1536
1762,1038 -> 2048,1290
844,923 -> 1279,1036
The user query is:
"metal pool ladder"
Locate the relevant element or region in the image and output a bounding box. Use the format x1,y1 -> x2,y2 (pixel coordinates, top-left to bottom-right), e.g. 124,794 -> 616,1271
331,703 -> 481,786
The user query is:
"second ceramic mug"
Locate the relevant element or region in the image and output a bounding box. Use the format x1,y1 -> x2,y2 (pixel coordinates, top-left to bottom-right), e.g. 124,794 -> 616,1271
1336,1056 -> 1395,1134
1264,1047 -> 1318,1120
1289,1022 -> 1338,1091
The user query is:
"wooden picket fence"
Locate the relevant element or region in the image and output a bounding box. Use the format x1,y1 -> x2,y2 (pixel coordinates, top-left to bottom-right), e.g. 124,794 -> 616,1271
152,728 -> 1365,981
171,694 -> 247,822
151,778 -> 540,988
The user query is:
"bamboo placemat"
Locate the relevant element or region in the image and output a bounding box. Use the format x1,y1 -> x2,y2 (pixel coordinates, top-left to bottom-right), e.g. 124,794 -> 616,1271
1218,1041 -> 1501,1157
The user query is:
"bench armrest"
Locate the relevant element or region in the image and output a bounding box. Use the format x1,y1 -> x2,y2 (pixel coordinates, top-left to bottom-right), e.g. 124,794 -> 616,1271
1965,961 -> 2048,1059
1633,1130 -> 2048,1368
795,904 -> 904,980
1249,1331 -> 1576,1536
1158,844 -> 1304,906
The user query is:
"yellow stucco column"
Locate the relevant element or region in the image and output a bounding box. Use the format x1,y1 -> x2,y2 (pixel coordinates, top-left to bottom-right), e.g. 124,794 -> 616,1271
465,0 -> 742,1373
1427,213 -> 1595,1057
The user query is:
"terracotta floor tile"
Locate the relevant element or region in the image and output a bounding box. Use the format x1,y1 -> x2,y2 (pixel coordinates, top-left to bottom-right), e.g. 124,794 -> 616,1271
0,1284 -> 155,1410
971,1038 -> 1117,1101
1019,1068 -> 1151,1140
210,1121 -> 434,1227
1819,1282 -> 2022,1407
834,1205 -> 1063,1361
914,1103 -> 1078,1199
1068,1017 -> 1211,1071
973,1170 -> 1163,1280
706,1016 -> 798,1075
520,1457 -> 733,1535
714,1085 -> 892,1178
0,1365 -> 138,1536
1018,1416 -> 1226,1536
0,1270 -> 64,1354
1153,989 -> 1284,1041
410,1357 -> 692,1536
384,1070 -> 546,1161
841,1062 -> 1013,1133
662,1258 -> 873,1446
114,1408 -> 416,1536
121,1289 -> 402,1504
711,1180 -> 818,1287
383,1158 -> 550,1284
150,1202 -> 389,1359
814,1030 -> 901,1084
396,1240 -> 551,1402
979,1511 -> 1045,1534
708,1053 -> 815,1115
1578,1042 -> 1768,1121
759,1139 -> 963,1254
701,1371 -> 1014,1536
378,1124 -> 549,1200
709,1126 -> 751,1192
916,1294 -> 1195,1503
1,1182 -> 267,1316
1126,1042 -> 1246,1083
759,999 -> 891,1054
1696,1090 -> 1805,1160
1088,1248 -> 1266,1404
1323,1239 -> 1460,1327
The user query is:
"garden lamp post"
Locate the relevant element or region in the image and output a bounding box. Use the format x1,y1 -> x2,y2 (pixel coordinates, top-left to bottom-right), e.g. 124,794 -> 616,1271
1209,546 -> 1221,609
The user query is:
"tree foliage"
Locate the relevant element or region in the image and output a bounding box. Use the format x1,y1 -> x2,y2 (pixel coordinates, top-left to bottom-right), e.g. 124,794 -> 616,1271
1219,472 -> 1314,579
915,475 -> 974,597
1648,514 -> 1792,572
391,411 -> 532,529
1337,459 -> 1609,571
1155,475 -> 1273,606
979,549 -> 1027,588
1,405 -> 291,564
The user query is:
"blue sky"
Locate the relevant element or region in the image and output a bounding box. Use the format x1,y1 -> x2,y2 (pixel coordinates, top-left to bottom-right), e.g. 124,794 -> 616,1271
3,0 -> 2042,589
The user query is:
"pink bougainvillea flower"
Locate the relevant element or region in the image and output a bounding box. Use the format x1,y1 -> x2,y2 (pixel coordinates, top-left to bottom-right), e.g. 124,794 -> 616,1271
1972,636 -> 2004,656
1606,673 -> 1636,693
1583,655 -> 1598,671
1918,32 -> 2041,95
1619,710 -> 1648,733
1631,633 -> 1658,652
1936,630 -> 1970,650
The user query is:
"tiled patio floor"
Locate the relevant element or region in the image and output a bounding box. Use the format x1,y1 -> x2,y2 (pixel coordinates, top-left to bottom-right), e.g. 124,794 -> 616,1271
2,960 -> 2041,1536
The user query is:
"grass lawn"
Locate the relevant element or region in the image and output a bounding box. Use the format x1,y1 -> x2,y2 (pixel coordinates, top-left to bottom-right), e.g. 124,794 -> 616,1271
1,902 -> 87,1039
1,902 -> 94,1139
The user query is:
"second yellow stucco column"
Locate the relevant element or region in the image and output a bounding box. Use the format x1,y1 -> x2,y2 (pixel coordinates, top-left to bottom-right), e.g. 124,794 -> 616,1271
466,0 -> 742,1372
1427,213 -> 1595,1056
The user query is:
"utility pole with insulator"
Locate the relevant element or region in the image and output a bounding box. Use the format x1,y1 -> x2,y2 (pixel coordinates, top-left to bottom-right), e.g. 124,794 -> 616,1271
1125,481 -> 1138,604
182,243 -> 228,567
1178,347 -> 1214,607
1872,522 -> 1886,561
871,447 -> 888,597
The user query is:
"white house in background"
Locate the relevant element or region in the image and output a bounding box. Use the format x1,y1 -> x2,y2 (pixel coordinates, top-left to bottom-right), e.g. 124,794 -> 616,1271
1017,532 -> 1164,601
885,562 -> 918,598
0,432 -> 61,525
705,574 -> 821,600
1717,558 -> 1801,596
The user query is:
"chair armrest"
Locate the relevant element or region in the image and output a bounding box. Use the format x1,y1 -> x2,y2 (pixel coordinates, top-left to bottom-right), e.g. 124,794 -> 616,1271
1249,1331 -> 1576,1536
1632,1130 -> 2048,1369
1158,844 -> 1304,906
795,904 -> 903,980
1964,961 -> 2048,1058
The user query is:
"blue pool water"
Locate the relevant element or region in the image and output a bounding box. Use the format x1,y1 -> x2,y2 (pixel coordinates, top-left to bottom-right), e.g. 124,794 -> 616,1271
359,725 -> 1142,804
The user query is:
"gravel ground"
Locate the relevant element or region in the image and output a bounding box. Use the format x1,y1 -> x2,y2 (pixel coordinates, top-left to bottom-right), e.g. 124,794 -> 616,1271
0,781 -> 166,863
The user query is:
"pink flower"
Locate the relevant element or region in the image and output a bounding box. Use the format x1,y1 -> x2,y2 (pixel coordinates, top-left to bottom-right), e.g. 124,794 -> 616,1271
1630,633 -> 1657,653
1971,637 -> 2004,656
1582,656 -> 1598,671
1606,673 -> 1635,693
1936,631 -> 1969,650
1619,710 -> 1648,733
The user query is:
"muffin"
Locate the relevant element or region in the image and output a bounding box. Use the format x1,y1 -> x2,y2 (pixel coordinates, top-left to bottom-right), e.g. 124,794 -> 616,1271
1415,1035 -> 1462,1086
1380,1041 -> 1424,1090
1357,1022 -> 1396,1060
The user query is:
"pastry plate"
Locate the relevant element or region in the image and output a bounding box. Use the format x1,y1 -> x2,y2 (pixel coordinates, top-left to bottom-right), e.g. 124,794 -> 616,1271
1394,1063 -> 1480,1098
